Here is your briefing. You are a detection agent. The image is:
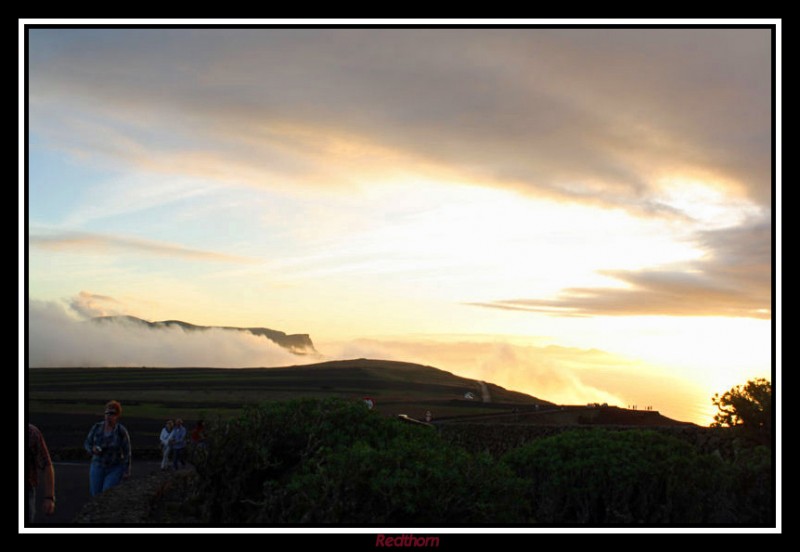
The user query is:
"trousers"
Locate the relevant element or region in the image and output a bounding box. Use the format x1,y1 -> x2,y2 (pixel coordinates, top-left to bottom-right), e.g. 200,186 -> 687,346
89,462 -> 125,496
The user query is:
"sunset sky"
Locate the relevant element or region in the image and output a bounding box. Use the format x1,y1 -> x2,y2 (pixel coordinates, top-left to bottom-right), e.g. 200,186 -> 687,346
23,23 -> 778,425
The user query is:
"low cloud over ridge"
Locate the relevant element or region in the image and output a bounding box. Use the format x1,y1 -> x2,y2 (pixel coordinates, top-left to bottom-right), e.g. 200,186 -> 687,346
27,299 -> 310,368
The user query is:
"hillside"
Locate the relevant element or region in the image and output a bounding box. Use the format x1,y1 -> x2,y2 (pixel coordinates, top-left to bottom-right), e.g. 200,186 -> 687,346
90,315 -> 316,354
28,358 -> 547,451
28,358 -> 692,455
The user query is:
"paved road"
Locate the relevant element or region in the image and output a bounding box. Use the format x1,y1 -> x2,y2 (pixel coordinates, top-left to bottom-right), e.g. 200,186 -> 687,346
27,460 -> 166,526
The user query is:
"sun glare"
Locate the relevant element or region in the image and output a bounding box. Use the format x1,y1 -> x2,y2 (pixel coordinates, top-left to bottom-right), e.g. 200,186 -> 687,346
325,178 -> 708,303
655,176 -> 762,228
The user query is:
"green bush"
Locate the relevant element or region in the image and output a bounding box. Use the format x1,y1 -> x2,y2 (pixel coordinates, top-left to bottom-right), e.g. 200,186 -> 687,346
192,398 -> 527,525
188,403 -> 773,526
502,429 -> 732,525
722,444 -> 773,525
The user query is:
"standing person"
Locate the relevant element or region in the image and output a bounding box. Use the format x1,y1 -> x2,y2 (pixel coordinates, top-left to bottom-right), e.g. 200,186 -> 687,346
160,419 -> 174,471
84,400 -> 131,496
190,420 -> 207,463
169,418 -> 187,470
25,424 -> 55,523
190,420 -> 206,447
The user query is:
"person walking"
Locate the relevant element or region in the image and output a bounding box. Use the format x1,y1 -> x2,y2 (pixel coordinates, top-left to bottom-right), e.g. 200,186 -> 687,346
169,418 -> 188,470
25,424 -> 55,523
84,400 -> 131,496
160,419 -> 174,471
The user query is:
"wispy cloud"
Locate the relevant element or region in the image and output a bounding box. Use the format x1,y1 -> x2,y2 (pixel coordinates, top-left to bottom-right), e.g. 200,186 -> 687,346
470,216 -> 771,319
29,231 -> 259,264
68,291 -> 125,318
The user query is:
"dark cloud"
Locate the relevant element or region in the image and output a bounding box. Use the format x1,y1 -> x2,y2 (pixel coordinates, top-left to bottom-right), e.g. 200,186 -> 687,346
28,27 -> 772,215
470,216 -> 771,319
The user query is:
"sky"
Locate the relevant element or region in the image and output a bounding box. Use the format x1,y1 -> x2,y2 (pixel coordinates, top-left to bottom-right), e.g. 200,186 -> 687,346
23,23 -> 778,426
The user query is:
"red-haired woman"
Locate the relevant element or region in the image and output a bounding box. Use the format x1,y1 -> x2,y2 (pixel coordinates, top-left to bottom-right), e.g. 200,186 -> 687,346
84,400 -> 132,496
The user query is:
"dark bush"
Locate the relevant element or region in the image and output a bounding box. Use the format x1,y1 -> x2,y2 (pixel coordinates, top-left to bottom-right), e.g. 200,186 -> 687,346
502,429 -> 734,525
191,398 -> 527,525
722,443 -> 773,525
187,401 -> 772,526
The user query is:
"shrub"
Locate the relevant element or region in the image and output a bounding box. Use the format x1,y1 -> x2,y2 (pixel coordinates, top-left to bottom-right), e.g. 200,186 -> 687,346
187,404 -> 773,526
192,398 -> 527,525
502,429 -> 731,525
723,444 -> 773,525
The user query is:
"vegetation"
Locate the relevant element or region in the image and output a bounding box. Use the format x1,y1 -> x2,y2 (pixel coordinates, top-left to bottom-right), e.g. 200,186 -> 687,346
29,368 -> 774,525
711,378 -> 772,436
501,428 -> 771,525
190,398 -> 527,525
179,398 -> 773,526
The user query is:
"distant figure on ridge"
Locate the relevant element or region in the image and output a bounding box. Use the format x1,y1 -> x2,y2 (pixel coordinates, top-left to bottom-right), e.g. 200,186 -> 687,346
84,400 -> 131,496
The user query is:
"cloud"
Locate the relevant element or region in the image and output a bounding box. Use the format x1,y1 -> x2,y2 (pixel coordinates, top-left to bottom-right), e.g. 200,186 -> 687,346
69,291 -> 125,318
27,299 -> 310,368
470,215 -> 771,319
29,231 -> 258,264
28,27 -> 772,216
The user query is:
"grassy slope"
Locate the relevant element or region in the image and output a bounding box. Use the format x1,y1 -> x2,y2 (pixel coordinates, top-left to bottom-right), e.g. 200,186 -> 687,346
27,358 -> 690,453
26,358 -> 546,451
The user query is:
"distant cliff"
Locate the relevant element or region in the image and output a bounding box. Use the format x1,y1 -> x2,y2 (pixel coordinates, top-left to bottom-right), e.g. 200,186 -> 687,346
90,315 -> 316,354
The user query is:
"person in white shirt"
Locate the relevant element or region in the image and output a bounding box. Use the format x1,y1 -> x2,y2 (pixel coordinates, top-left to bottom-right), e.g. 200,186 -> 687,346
159,419 -> 173,471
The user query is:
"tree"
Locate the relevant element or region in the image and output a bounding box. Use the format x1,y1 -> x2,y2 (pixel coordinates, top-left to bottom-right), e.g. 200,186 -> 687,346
711,378 -> 772,433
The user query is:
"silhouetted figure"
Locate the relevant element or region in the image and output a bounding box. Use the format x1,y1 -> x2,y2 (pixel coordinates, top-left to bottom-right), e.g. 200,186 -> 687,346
26,424 -> 55,523
190,420 -> 207,462
191,420 -> 206,446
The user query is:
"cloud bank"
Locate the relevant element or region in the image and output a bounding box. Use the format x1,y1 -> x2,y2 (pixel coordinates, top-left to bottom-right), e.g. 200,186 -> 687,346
27,299 -> 310,368
28,28 -> 771,215
471,215 -> 771,319
27,27 -> 773,328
